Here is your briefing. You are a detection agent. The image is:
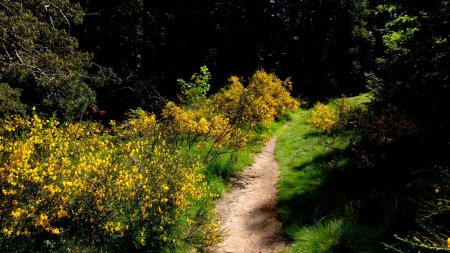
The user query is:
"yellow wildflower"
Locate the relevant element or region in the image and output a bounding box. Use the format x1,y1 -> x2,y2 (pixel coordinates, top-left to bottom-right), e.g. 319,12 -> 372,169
51,228 -> 60,235
310,102 -> 337,132
2,228 -> 13,236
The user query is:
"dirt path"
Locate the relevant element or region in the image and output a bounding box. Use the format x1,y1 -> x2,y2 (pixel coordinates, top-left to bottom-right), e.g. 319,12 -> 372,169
212,136 -> 286,253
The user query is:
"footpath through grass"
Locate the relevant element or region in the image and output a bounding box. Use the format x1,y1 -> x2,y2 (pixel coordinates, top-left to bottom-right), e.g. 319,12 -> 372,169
205,117 -> 289,195
275,96 -> 383,253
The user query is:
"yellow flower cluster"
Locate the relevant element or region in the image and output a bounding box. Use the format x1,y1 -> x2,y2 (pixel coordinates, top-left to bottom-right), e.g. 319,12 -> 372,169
212,70 -> 299,128
163,102 -> 211,136
308,96 -> 368,133
162,100 -> 252,151
0,69 -> 297,250
309,102 -> 338,132
163,70 -> 299,154
0,113 -> 217,249
115,108 -> 159,137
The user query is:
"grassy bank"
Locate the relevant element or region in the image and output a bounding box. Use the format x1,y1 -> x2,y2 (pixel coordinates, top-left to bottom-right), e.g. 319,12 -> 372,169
275,95 -> 383,252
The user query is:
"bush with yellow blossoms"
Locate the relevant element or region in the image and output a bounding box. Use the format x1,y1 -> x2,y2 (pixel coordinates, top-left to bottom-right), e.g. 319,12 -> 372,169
309,97 -> 364,133
162,69 -> 299,160
0,112 -> 221,251
211,70 -> 299,129
309,102 -> 338,132
0,68 -> 298,252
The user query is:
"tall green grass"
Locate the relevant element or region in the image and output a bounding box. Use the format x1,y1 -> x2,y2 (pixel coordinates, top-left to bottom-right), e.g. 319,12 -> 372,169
275,95 -> 382,253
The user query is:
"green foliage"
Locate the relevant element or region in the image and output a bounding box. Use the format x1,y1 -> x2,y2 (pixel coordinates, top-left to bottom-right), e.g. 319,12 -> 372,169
363,3 -> 450,250
178,66 -> 211,106
0,83 -> 26,116
0,0 -> 112,117
370,1 -> 450,127
377,4 -> 419,51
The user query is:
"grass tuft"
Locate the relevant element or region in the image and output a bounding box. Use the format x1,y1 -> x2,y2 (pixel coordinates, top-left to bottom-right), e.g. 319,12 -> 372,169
291,219 -> 344,253
290,219 -> 381,253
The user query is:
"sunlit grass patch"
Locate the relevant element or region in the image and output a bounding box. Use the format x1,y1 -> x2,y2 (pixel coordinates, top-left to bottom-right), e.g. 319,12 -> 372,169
276,95 -> 383,252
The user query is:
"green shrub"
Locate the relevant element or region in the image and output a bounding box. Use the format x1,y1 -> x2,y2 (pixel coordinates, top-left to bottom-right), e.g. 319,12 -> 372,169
0,83 -> 26,116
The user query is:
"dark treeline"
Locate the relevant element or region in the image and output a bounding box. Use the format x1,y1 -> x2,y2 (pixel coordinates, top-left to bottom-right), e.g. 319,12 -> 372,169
74,0 -> 374,116
1,0 -> 448,127
0,0 -> 376,118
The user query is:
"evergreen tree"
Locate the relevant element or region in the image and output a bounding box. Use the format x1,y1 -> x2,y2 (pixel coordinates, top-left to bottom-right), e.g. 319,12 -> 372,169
0,0 -> 99,117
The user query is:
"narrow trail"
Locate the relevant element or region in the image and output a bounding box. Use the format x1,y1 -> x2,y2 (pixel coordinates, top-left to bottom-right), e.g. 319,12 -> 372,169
211,136 -> 286,253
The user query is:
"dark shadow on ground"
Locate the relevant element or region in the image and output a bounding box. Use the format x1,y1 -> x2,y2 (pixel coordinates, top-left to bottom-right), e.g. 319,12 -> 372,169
278,130 -> 450,252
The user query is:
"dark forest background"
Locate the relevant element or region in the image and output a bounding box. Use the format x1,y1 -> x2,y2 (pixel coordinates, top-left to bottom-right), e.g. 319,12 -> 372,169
74,0 -> 373,117
1,0 -> 449,128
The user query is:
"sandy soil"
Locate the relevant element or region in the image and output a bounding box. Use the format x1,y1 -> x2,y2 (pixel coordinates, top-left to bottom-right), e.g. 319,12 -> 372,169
211,136 -> 286,253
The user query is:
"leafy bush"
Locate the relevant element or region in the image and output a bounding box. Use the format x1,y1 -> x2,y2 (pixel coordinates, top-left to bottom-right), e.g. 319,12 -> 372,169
357,104 -> 415,145
309,102 -> 338,132
163,69 -> 299,160
309,97 -> 364,133
0,112 -> 220,251
0,69 -> 298,252
0,83 -> 26,116
177,66 -> 211,106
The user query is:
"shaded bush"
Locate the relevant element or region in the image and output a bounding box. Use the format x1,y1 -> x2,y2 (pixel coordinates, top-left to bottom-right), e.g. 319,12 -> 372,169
0,83 -> 26,116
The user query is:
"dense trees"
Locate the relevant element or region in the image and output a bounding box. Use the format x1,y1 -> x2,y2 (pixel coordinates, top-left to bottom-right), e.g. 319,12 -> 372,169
370,1 -> 450,128
0,0 -> 95,117
2,0 -> 448,122
73,0 -> 375,113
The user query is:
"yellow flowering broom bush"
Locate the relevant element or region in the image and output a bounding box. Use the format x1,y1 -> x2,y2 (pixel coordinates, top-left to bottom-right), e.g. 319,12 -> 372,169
0,112 -> 220,251
211,70 -> 299,128
162,69 -> 299,159
309,97 -> 362,133
0,68 -> 298,251
309,102 -> 339,132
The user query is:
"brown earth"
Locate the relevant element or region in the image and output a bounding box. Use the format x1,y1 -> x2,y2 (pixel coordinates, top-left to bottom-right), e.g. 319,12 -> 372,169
211,136 -> 287,253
